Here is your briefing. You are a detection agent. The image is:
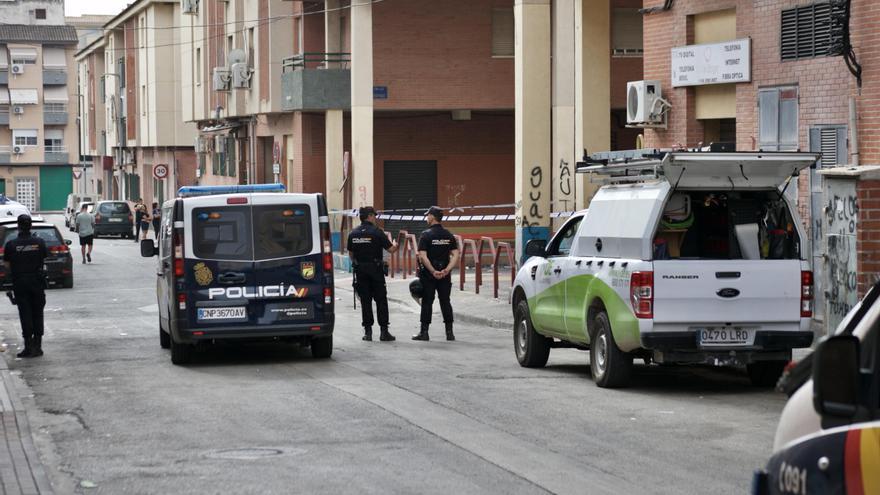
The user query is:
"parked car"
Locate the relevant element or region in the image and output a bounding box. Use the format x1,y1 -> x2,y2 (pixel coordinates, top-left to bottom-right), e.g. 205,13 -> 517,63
94,201 -> 134,238
0,195 -> 30,219
0,217 -> 74,289
752,280 -> 880,495
511,151 -> 819,388
68,201 -> 95,232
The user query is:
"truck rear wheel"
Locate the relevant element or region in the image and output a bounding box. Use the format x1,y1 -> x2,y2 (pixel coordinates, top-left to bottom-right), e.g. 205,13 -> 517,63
514,300 -> 550,368
311,336 -> 333,358
159,327 -> 170,349
170,334 -> 193,365
747,360 -> 786,387
590,311 -> 633,388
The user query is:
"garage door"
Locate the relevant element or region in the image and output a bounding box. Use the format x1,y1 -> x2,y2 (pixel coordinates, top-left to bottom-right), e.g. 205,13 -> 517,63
383,161 -> 437,237
16,178 -> 37,212
39,166 -> 72,211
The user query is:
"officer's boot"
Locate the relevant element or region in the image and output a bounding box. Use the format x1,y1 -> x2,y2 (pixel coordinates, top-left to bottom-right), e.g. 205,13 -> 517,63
412,324 -> 430,341
32,335 -> 43,357
362,326 -> 373,341
16,339 -> 32,358
445,322 -> 455,341
379,326 -> 395,342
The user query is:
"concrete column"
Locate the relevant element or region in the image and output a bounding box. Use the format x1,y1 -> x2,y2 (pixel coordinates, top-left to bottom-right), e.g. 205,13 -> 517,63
350,0 -> 374,208
325,0 -> 341,68
574,0 -> 610,209
552,0 -> 576,225
325,109 -> 344,250
514,0 -> 552,260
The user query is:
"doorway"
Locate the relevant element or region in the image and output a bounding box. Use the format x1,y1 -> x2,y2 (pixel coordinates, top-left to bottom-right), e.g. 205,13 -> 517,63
382,161 -> 437,237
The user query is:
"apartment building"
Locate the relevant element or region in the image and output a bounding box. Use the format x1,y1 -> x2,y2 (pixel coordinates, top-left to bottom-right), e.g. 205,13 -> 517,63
77,0 -> 198,206
0,3 -> 78,212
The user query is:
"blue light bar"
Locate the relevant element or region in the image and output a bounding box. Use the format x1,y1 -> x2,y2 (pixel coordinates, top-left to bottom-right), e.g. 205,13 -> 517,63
178,183 -> 286,198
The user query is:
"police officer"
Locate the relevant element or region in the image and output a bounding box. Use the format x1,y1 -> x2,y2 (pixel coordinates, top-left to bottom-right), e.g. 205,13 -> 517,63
3,215 -> 47,358
413,207 -> 460,341
347,207 -> 398,342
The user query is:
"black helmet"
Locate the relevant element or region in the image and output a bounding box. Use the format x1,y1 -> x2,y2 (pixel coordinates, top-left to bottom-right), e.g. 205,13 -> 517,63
409,278 -> 424,304
16,214 -> 31,232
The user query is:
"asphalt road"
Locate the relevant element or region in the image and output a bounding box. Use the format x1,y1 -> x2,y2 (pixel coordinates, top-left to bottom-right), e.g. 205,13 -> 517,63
0,216 -> 786,494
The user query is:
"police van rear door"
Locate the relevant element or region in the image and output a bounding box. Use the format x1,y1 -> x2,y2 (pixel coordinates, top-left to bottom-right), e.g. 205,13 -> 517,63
250,193 -> 326,327
184,194 -> 258,328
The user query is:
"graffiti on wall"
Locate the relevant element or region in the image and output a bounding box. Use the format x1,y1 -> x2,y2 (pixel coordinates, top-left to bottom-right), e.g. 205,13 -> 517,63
517,165 -> 545,229
824,180 -> 859,332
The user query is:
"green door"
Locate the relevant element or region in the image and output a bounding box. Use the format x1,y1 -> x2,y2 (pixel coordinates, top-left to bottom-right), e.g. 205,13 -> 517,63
39,166 -> 72,211
0,179 -> 6,195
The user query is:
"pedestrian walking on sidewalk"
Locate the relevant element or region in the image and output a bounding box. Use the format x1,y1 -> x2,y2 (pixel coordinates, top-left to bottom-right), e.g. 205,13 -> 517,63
151,202 -> 161,240
413,207 -> 460,341
3,215 -> 47,358
75,203 -> 96,264
347,206 -> 399,342
134,199 -> 146,241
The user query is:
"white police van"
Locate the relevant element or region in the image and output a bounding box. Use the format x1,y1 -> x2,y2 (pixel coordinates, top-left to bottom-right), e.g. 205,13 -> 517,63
141,184 -> 335,364
512,151 -> 819,388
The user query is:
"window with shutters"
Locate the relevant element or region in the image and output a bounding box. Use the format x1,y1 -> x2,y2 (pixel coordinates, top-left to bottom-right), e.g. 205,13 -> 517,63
809,125 -> 848,167
492,8 -> 514,58
758,86 -> 799,151
612,8 -> 643,57
780,2 -> 839,61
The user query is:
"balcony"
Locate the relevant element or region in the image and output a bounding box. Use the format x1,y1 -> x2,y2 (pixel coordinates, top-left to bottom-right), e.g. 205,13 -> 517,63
43,104 -> 68,125
45,146 -> 68,164
42,69 -> 67,85
281,53 -> 351,112
0,146 -> 9,165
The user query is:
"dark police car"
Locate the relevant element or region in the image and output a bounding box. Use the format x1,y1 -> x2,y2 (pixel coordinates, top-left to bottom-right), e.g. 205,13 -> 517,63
0,217 -> 74,289
140,184 -> 334,364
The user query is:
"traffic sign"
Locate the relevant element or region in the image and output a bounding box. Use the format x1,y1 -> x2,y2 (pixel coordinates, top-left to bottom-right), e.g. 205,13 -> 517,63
153,163 -> 169,180
72,170 -> 82,179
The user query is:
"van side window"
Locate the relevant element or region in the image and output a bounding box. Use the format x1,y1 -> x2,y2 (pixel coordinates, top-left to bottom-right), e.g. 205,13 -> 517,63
547,217 -> 582,257
192,206 -> 253,260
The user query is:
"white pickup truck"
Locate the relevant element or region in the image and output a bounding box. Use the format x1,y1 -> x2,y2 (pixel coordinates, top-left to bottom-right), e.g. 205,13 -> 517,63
511,152 -> 818,388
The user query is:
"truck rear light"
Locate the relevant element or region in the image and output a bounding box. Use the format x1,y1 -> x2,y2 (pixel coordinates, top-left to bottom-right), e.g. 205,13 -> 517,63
320,223 -> 333,271
173,230 -> 184,277
801,270 -> 814,318
630,271 -> 654,319
177,292 -> 186,310
226,197 -> 248,204
95,213 -> 102,222
49,245 -> 69,255
128,213 -> 133,222
324,287 -> 333,304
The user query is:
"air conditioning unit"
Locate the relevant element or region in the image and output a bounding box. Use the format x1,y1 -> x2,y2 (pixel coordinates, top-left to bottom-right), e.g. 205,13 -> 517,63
12,106 -> 24,115
626,80 -> 663,124
182,0 -> 198,15
10,63 -> 24,75
231,62 -> 251,89
12,145 -> 23,155
212,67 -> 231,92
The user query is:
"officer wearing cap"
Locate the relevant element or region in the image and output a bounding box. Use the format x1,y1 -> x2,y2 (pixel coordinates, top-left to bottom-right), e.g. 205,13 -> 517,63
3,215 -> 47,358
347,206 -> 398,341
413,207 -> 460,341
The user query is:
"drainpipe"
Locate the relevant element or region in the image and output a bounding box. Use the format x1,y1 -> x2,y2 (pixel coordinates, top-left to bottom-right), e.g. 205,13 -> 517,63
249,116 -> 257,184
849,97 -> 859,167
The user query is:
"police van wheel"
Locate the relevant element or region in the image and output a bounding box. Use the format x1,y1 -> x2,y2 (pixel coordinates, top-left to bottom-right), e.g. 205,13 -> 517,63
590,311 -> 632,388
170,335 -> 193,365
159,328 -> 171,349
514,300 -> 550,368
747,360 -> 786,387
62,276 -> 73,289
311,336 -> 333,358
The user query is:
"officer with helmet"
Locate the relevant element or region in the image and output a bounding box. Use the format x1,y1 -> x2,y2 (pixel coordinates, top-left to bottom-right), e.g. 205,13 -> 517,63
347,206 -> 398,342
413,207 -> 460,341
3,214 -> 48,358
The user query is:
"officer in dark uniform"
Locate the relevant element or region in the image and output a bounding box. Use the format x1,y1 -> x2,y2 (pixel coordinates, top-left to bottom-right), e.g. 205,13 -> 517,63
3,215 -> 47,358
413,207 -> 460,341
347,207 -> 398,342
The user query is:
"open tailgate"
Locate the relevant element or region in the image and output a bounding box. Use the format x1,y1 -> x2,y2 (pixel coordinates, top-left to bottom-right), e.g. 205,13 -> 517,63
662,152 -> 819,190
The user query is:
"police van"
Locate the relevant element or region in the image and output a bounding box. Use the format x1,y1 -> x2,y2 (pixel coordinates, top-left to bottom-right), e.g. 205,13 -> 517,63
140,184 -> 334,364
512,151 -> 818,388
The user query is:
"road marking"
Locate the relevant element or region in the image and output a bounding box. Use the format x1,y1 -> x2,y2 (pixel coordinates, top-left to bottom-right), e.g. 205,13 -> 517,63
138,304 -> 158,313
291,361 -> 633,495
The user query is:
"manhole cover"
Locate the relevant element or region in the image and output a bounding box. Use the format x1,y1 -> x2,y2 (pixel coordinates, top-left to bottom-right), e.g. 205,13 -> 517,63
204,447 -> 304,460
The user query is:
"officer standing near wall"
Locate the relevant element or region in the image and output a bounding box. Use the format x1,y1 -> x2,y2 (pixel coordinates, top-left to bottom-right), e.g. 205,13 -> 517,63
3,215 -> 48,358
347,207 -> 399,342
413,207 -> 460,341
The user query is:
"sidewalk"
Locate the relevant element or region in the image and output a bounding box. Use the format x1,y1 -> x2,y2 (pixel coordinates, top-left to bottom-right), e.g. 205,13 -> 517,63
334,268 -> 515,330
0,353 -> 54,495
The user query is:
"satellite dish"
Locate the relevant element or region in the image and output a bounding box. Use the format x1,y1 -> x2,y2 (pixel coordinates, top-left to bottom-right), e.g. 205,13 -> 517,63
228,49 -> 247,66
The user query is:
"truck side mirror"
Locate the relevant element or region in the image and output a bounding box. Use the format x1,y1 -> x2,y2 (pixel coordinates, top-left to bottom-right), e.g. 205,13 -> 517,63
140,239 -> 158,258
813,335 -> 861,421
525,239 -> 548,258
